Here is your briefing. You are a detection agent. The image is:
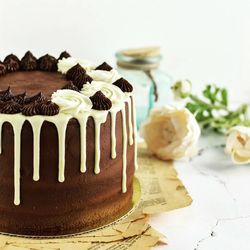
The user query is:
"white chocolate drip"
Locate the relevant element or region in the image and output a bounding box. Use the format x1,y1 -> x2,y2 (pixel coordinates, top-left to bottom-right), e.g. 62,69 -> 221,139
121,105 -> 128,193
54,115 -> 71,183
77,114 -> 89,173
131,96 -> 138,169
0,92 -> 136,205
127,97 -> 134,146
94,120 -> 101,174
110,111 -> 117,159
29,117 -> 44,181
12,116 -> 25,206
93,111 -> 109,174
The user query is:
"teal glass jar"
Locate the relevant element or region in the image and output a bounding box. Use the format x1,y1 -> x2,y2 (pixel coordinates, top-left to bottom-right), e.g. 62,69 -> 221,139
115,47 -> 173,129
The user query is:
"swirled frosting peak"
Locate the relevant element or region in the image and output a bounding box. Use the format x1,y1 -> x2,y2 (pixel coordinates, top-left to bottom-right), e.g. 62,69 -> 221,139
22,102 -> 40,116
66,64 -> 86,80
0,62 -> 6,76
57,57 -> 97,74
95,62 -> 113,71
58,51 -> 71,60
0,87 -> 13,102
88,69 -> 120,83
38,54 -> 57,72
39,101 -> 60,116
81,81 -> 124,108
72,73 -> 93,90
4,54 -> 20,63
12,92 -> 27,105
0,100 -> 22,114
25,92 -> 46,104
20,51 -> 37,71
3,54 -> 20,72
90,91 -> 112,111
51,89 -> 92,115
113,78 -> 133,93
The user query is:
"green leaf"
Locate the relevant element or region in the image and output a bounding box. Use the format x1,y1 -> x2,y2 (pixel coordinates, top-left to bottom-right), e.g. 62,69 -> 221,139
221,88 -> 228,107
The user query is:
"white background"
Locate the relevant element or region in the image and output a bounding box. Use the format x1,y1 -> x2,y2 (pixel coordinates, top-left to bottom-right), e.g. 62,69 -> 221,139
1,0 -> 250,102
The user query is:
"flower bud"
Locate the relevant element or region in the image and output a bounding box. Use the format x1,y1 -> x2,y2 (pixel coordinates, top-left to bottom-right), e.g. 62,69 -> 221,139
171,80 -> 192,99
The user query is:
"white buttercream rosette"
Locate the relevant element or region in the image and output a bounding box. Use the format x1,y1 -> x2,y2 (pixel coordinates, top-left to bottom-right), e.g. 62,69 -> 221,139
87,69 -> 121,83
81,81 -> 125,108
57,57 -> 97,74
51,89 -> 92,115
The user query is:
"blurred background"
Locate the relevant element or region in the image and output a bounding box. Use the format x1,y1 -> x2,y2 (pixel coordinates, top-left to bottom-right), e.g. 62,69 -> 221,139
0,0 -> 249,109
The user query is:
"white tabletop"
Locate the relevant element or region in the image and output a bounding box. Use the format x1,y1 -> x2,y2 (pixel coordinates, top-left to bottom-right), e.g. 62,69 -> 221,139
150,92 -> 250,249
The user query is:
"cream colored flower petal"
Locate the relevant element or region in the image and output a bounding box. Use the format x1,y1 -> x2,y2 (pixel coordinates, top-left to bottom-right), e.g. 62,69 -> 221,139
232,151 -> 250,164
140,106 -> 200,161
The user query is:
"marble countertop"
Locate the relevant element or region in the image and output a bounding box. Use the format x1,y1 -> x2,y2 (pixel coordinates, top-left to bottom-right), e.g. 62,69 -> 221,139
150,132 -> 250,250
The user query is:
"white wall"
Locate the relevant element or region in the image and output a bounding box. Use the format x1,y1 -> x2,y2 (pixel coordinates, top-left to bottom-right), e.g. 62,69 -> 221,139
0,0 -> 249,101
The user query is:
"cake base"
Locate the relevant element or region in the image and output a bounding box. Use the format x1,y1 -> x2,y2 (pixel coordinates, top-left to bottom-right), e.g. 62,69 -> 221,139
0,177 -> 141,238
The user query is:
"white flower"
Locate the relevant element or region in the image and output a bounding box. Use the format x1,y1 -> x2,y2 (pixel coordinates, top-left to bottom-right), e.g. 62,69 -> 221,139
51,89 -> 92,115
81,81 -> 124,108
225,126 -> 250,164
88,69 -> 121,83
171,80 -> 192,99
140,106 -> 200,160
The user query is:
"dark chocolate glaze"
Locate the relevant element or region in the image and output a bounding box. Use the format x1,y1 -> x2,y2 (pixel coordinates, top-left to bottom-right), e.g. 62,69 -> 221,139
0,71 -> 68,96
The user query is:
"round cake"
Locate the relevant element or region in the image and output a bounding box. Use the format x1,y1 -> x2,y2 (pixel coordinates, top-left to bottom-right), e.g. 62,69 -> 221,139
0,51 -> 137,236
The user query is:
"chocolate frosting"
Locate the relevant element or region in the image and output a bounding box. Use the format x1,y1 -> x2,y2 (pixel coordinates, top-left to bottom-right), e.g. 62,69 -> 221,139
62,82 -> 79,92
73,73 -> 93,90
0,100 -> 21,114
25,92 -> 46,104
4,58 -> 20,72
22,102 -> 40,116
66,64 -> 86,80
113,78 -> 133,93
4,54 -> 20,63
20,51 -> 37,71
58,51 -> 71,60
90,91 -> 112,110
0,62 -> 6,76
95,62 -> 113,71
38,54 -> 57,72
0,87 -> 13,102
11,92 -> 27,105
39,101 -> 59,116
21,99 -> 59,116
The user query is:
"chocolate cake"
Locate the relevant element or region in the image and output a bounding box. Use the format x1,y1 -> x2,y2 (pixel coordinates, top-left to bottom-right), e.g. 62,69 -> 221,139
0,51 -> 137,236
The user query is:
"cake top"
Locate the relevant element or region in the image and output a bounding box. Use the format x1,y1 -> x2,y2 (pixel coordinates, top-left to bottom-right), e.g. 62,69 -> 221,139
0,51 -> 134,117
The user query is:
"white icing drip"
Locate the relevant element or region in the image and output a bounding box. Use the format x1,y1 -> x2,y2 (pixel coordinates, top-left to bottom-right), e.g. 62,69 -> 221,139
121,105 -> 127,193
92,111 -> 109,174
76,114 -> 89,173
131,96 -> 138,169
0,121 -> 3,155
110,111 -> 117,159
29,117 -> 44,181
127,97 -> 134,145
94,120 -> 101,174
54,115 -> 71,183
13,116 -> 25,206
